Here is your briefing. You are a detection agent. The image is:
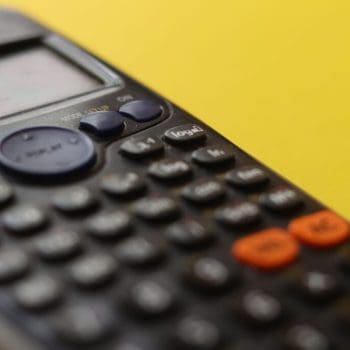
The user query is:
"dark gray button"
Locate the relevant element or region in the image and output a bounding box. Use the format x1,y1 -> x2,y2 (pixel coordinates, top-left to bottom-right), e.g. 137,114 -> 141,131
0,249 -> 30,282
101,172 -> 146,198
164,124 -> 206,146
192,146 -> 235,167
120,136 -> 164,158
54,303 -> 115,345
52,187 -> 97,214
133,195 -> 179,221
70,254 -> 118,289
0,126 -> 96,178
148,159 -> 192,181
35,229 -> 82,262
80,111 -> 125,137
182,180 -> 226,205
260,186 -> 303,212
119,100 -> 162,122
124,280 -> 176,318
215,202 -> 261,228
87,211 -> 132,240
226,165 -> 269,189
14,275 -> 62,311
3,205 -> 47,233
0,182 -> 14,206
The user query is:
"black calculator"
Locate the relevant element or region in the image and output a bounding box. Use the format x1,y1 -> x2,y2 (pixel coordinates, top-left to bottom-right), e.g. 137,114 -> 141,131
0,8 -> 349,350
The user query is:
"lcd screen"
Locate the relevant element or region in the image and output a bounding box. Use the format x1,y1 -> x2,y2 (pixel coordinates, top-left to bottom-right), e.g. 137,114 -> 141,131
0,46 -> 103,118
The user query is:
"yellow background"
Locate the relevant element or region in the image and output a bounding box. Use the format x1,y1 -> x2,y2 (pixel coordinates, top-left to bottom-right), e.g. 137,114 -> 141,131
1,1 -> 349,218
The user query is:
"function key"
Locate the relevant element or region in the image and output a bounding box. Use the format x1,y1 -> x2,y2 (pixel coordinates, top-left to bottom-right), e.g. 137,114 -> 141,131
174,315 -> 222,350
133,195 -> 179,221
3,205 -> 47,234
232,228 -> 300,271
295,270 -> 341,303
234,290 -> 283,327
283,324 -> 330,350
182,179 -> 226,206
164,124 -> 206,146
124,280 -> 176,318
289,210 -> 350,249
166,219 -> 215,249
184,256 -> 238,294
0,182 -> 14,207
70,254 -> 118,289
14,274 -> 62,311
260,186 -> 303,212
192,146 -> 235,167
120,136 -> 163,158
119,100 -> 162,122
35,229 -> 82,262
115,236 -> 165,267
87,211 -> 132,241
101,172 -> 146,199
52,187 -> 97,214
226,165 -> 269,190
0,249 -> 30,282
53,302 -> 115,346
80,111 -> 125,137
148,159 -> 192,182
215,201 -> 261,228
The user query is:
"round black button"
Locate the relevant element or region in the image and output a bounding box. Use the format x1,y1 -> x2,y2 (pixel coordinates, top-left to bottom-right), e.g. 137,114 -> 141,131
0,126 -> 96,178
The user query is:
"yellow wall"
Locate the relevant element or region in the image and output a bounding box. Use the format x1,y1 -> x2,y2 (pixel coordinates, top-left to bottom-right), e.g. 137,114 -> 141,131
1,1 -> 349,218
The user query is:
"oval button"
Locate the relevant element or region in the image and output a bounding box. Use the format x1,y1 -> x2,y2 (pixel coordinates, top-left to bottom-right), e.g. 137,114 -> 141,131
0,126 -> 96,178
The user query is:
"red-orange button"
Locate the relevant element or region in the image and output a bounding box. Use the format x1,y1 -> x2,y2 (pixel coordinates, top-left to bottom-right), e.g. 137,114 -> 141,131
289,210 -> 350,248
232,228 -> 300,271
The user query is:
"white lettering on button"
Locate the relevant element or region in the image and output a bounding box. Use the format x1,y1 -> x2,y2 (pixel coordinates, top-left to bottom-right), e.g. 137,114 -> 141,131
237,168 -> 264,181
207,148 -> 225,158
170,125 -> 204,138
221,203 -> 258,221
270,189 -> 296,204
194,182 -> 221,197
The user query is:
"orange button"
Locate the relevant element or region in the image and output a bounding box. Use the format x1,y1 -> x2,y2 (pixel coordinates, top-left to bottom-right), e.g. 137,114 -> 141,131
232,228 -> 300,271
289,210 -> 350,248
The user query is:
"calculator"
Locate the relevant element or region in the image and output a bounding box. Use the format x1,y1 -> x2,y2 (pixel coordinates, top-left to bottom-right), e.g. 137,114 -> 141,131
0,8 -> 349,350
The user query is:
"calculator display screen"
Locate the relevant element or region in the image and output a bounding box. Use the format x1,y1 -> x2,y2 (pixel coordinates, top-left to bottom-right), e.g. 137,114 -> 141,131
0,45 -> 103,118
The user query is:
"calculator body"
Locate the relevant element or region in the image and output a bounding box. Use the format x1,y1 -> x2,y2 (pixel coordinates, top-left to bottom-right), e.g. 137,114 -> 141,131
0,8 -> 349,350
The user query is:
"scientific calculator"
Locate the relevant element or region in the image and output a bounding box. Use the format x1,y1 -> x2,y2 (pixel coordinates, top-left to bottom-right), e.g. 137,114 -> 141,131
0,8 -> 349,350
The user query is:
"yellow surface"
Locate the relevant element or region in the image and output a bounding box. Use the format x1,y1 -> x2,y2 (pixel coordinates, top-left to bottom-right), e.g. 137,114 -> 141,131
1,0 -> 349,218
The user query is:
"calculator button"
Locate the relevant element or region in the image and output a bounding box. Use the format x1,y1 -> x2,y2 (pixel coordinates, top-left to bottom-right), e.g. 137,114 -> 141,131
0,249 -> 30,282
260,186 -> 303,212
133,195 -> 179,221
3,205 -> 47,234
148,159 -> 192,181
174,316 -> 221,350
115,236 -> 165,267
164,124 -> 207,146
101,172 -> 146,198
296,270 -> 341,302
192,146 -> 235,167
119,100 -> 162,122
79,111 -> 125,137
0,126 -> 96,178
54,303 -> 115,345
232,228 -> 300,271
52,187 -> 96,214
166,219 -> 215,249
120,136 -> 164,158
70,254 -> 118,289
184,256 -> 238,293
124,280 -> 176,318
87,211 -> 132,240
225,166 -> 269,189
215,202 -> 261,228
14,275 -> 62,311
182,180 -> 226,205
0,182 -> 14,206
283,324 -> 330,350
235,290 -> 283,326
289,210 -> 350,248
35,229 -> 82,262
